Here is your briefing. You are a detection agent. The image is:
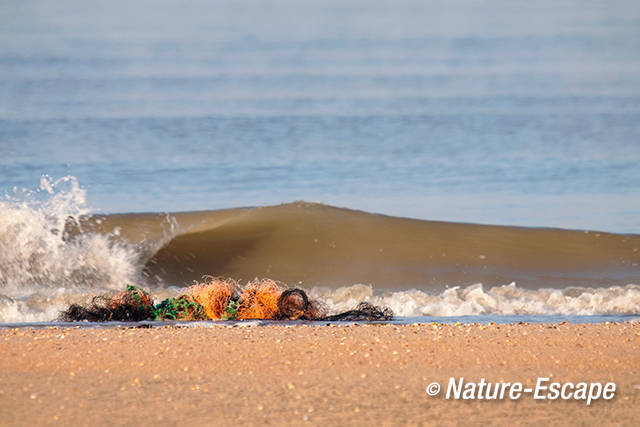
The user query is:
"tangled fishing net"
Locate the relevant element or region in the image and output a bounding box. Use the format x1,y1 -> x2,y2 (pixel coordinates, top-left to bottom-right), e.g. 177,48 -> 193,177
60,278 -> 393,322
60,285 -> 155,321
186,277 -> 236,319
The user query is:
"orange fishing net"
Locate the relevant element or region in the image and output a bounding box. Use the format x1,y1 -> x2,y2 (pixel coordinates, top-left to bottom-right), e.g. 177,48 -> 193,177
177,277 -> 324,320
235,278 -> 284,320
186,276 -> 236,320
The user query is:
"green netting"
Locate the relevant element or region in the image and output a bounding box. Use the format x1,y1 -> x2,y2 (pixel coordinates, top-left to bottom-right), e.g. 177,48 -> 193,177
153,295 -> 208,321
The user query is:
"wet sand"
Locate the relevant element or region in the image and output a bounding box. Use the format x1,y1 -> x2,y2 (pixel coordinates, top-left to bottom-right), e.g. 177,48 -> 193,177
1,323 -> 639,426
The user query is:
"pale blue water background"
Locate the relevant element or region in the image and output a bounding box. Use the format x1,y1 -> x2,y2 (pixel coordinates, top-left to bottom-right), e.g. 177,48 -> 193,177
1,0 -> 640,233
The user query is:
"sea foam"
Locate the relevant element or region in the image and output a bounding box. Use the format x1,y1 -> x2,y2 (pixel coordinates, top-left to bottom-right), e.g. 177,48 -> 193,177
0,176 -> 141,321
311,282 -> 640,317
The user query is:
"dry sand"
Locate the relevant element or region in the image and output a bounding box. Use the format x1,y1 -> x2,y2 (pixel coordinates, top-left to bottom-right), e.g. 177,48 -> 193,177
1,322 -> 639,426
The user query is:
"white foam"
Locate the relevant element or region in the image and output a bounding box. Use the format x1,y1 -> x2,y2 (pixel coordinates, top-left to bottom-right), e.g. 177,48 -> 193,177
0,295 -> 71,323
311,282 -> 640,316
0,176 -> 141,309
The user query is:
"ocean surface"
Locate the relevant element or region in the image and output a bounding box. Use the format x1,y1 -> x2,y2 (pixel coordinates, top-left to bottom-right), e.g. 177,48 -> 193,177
1,0 -> 640,322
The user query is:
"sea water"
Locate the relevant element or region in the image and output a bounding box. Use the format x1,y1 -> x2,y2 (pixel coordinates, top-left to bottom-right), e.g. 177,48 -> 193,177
1,1 -> 640,322
1,0 -> 639,232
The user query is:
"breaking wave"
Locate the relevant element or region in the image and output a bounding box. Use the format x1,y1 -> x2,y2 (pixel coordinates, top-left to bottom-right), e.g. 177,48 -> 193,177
0,176 -> 139,292
1,176 -> 639,322
0,176 -> 143,322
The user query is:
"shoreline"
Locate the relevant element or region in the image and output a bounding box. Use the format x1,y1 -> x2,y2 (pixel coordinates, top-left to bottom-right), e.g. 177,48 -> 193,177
1,313 -> 639,328
1,323 -> 639,425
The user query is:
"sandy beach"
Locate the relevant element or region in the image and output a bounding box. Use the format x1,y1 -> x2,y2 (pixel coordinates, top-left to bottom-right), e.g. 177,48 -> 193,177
1,322 -> 638,426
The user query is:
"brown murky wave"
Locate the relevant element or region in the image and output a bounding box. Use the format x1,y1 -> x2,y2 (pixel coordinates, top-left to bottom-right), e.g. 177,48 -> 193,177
81,202 -> 640,290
